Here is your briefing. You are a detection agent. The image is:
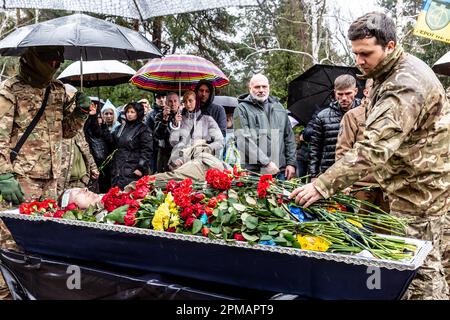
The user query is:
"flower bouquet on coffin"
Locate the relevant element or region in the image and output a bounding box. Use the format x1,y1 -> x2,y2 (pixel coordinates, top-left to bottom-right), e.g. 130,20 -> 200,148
17,166 -> 417,261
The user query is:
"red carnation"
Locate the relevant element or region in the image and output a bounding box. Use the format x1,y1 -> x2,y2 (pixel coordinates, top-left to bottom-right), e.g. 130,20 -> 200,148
233,233 -> 246,241
19,203 -> 32,215
167,227 -> 176,233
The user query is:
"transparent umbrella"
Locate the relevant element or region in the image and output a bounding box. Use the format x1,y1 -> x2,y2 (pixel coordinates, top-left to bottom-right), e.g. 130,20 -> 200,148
0,0 -> 262,21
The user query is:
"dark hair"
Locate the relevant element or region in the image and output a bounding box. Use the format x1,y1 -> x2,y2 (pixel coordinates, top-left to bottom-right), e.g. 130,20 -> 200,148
348,12 -> 396,48
124,102 -> 145,121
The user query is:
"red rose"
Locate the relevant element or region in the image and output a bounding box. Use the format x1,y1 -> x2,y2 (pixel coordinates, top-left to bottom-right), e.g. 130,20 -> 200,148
204,207 -> 213,216
233,233 -> 246,241
127,206 -> 139,215
207,197 -> 218,208
185,216 -> 196,229
236,182 -> 244,187
192,193 -> 205,203
202,227 -> 210,237
124,213 -> 136,226
166,227 -> 176,233
43,212 -> 53,218
65,203 -> 78,211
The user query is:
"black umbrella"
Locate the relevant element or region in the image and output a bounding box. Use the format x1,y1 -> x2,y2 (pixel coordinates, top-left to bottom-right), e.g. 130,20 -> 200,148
287,64 -> 365,125
0,13 -> 162,89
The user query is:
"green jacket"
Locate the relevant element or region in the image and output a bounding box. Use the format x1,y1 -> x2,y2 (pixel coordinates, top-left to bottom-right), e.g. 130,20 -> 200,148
315,46 -> 450,216
233,94 -> 297,171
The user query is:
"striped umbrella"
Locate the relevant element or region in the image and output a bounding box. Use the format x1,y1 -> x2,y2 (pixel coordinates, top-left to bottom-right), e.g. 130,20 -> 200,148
130,54 -> 229,93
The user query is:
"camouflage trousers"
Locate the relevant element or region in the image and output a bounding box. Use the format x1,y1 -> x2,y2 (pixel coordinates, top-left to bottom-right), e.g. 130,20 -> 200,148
443,213 -> 449,287
0,219 -> 16,300
394,213 -> 449,300
17,176 -> 58,201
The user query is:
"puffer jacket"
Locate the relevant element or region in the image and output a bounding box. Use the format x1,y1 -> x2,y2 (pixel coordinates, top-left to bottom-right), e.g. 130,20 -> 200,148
169,110 -> 224,163
102,103 -> 153,189
308,99 -> 360,177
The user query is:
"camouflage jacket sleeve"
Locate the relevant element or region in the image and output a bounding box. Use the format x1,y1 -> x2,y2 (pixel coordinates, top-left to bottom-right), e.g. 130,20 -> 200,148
315,88 -> 419,198
62,94 -> 89,139
335,110 -> 358,161
0,93 -> 15,173
75,132 -> 98,173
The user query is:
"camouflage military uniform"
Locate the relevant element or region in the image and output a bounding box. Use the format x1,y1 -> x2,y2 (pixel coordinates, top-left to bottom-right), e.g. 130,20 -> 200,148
335,98 -> 390,215
57,131 -> 98,196
0,76 -> 88,200
445,87 -> 450,287
314,46 -> 450,299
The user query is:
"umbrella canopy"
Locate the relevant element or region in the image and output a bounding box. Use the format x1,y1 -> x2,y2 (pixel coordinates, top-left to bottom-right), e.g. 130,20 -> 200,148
58,60 -> 136,87
432,50 -> 450,76
214,96 -> 238,108
1,0 -> 260,20
0,13 -> 162,61
130,54 -> 229,93
287,64 -> 364,125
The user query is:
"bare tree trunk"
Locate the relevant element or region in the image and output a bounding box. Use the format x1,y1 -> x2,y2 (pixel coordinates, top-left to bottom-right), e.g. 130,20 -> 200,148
152,16 -> 163,50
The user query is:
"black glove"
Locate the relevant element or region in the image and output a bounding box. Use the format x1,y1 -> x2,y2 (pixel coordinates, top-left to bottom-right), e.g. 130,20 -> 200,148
0,173 -> 25,205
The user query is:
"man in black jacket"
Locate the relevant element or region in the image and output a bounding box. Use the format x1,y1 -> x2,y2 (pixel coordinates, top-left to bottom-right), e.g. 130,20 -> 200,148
145,93 -> 166,174
308,75 -> 360,178
194,80 -> 227,137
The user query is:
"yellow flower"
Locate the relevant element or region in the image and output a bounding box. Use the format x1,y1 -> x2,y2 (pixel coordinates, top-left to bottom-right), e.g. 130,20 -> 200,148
169,214 -> 180,228
152,202 -> 170,231
296,235 -> 331,252
346,218 -> 363,229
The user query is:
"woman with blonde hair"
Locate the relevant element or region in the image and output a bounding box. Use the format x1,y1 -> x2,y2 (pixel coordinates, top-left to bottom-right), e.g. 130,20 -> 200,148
168,90 -> 223,170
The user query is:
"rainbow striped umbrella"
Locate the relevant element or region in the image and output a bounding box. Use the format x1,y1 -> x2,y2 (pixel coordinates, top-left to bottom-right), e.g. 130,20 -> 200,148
130,54 -> 229,93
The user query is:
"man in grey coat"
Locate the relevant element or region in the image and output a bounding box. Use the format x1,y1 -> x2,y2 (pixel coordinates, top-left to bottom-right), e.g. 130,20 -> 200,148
234,74 -> 297,180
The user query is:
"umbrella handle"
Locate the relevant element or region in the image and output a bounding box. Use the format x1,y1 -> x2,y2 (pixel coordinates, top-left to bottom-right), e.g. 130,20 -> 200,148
169,121 -> 181,131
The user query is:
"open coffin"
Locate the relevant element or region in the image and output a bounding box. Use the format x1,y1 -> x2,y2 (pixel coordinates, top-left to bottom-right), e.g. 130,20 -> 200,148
0,209 -> 432,300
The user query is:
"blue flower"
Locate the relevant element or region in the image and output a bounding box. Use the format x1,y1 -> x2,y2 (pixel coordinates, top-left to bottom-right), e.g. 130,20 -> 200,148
200,213 -> 208,225
259,240 -> 276,246
289,205 -> 305,222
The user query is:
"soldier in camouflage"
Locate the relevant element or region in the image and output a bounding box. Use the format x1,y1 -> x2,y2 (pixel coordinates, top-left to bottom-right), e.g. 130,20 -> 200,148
0,46 -> 92,299
0,46 -> 91,202
445,87 -> 450,287
290,12 -> 449,299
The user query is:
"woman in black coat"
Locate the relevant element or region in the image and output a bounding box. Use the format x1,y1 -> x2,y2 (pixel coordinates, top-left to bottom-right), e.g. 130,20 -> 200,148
102,102 -> 153,190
